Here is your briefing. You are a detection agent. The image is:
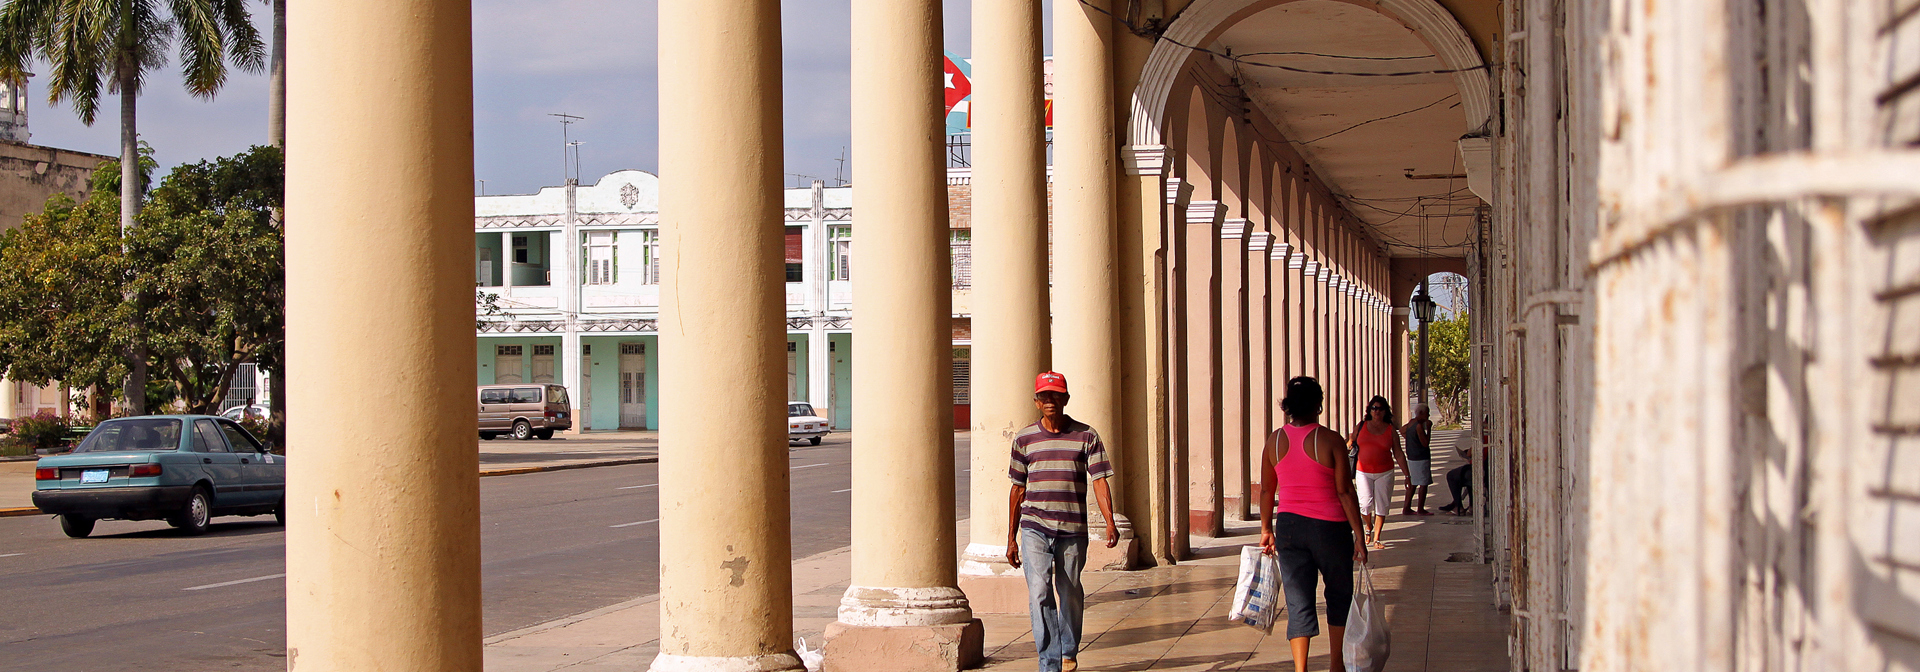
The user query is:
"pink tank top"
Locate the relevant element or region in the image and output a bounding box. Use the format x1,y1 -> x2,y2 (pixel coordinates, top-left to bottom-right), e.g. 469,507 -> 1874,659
1354,423 -> 1394,474
1273,423 -> 1347,522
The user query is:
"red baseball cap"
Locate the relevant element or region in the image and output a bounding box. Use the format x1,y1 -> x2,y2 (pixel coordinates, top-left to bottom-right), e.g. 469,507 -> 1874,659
1034,371 -> 1069,394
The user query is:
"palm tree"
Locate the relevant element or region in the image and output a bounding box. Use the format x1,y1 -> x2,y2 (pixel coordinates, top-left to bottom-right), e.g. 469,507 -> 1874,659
0,0 -> 264,414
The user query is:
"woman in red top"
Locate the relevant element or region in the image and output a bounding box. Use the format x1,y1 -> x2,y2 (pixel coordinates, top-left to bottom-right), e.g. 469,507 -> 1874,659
1259,377 -> 1367,672
1348,396 -> 1406,550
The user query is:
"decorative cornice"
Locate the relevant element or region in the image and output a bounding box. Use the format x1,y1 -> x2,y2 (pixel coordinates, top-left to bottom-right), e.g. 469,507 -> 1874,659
947,167 -> 971,185
785,208 -> 853,222
1185,200 -> 1226,227
1220,218 -> 1249,240
1122,144 -> 1167,176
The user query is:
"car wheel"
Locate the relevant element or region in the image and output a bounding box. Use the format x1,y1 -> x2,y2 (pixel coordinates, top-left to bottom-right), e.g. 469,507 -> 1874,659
58,514 -> 95,538
810,436 -> 822,446
512,420 -> 533,441
273,498 -> 286,526
535,429 -> 554,440
479,432 -> 496,441
169,487 -> 212,535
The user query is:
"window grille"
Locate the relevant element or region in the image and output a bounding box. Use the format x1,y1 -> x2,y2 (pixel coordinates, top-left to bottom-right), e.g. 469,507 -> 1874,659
533,345 -> 554,356
620,343 -> 645,355
951,348 -> 970,405
951,229 -> 972,290
497,345 -> 523,356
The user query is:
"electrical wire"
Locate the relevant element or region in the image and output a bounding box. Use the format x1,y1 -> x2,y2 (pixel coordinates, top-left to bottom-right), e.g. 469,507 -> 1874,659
1079,0 -> 1492,78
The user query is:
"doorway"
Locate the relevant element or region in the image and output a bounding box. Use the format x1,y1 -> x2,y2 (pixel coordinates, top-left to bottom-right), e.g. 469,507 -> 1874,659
619,343 -> 647,429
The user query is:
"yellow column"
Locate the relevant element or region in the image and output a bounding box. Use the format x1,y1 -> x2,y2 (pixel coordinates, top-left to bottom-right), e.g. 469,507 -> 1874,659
653,1 -> 802,670
961,0 -> 1052,613
283,0 -> 480,668
1052,0 -> 1133,562
826,0 -> 984,667
1217,219 -> 1249,519
1244,230 -> 1272,510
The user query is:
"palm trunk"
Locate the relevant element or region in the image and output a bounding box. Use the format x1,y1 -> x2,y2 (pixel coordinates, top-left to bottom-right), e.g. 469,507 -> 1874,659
120,66 -> 146,415
267,0 -> 287,445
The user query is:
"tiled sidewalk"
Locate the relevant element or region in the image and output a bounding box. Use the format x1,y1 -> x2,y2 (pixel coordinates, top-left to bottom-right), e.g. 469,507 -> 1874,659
485,430 -> 1510,671
975,429 -> 1508,672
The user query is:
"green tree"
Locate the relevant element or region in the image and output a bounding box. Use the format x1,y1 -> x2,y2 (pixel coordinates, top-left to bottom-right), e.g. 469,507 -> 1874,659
1410,312 -> 1472,427
0,146 -> 283,416
0,0 -> 266,413
129,145 -> 283,413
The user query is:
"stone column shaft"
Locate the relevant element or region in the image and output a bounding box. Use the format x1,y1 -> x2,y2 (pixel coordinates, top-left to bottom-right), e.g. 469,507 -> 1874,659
961,0 -> 1051,614
829,3 -> 983,666
1184,201 -> 1226,537
1244,231 -> 1272,515
654,1 -> 802,670
284,0 -> 481,668
1052,0 -> 1133,563
1216,219 -> 1248,520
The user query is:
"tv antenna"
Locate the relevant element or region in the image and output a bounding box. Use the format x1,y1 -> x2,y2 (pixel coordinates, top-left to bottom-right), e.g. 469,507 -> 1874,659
833,147 -> 848,186
549,113 -> 584,183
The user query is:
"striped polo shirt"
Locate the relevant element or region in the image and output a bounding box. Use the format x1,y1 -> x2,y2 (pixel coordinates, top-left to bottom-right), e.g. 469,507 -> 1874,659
1009,417 -> 1114,538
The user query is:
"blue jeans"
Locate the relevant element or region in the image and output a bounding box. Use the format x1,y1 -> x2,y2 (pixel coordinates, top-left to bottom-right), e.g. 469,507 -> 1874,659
1020,527 -> 1088,672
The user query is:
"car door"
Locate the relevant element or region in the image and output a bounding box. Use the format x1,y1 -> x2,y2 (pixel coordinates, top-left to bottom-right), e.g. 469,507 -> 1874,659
479,388 -> 511,430
219,419 -> 283,505
190,419 -> 250,507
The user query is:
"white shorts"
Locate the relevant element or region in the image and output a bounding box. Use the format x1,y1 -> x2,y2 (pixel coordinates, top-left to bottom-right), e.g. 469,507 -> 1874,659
1355,469 -> 1395,516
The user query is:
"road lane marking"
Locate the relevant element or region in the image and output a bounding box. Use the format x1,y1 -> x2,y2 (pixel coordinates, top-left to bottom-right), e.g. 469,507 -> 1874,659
0,553 -> 22,558
616,484 -> 657,490
831,488 -> 851,494
792,463 -> 830,470
184,573 -> 286,591
610,519 -> 659,529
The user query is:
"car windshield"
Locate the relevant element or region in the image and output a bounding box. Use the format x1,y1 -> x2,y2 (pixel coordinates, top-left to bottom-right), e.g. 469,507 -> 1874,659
75,419 -> 183,453
788,404 -> 814,417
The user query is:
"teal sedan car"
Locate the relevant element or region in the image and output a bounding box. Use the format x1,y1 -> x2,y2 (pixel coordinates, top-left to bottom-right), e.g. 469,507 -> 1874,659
32,415 -> 285,538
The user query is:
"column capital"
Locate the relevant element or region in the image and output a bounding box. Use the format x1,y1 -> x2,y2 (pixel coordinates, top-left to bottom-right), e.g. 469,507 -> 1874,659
1303,260 -> 1321,275
1122,144 -> 1167,175
1288,252 -> 1306,269
1163,176 -> 1186,205
1247,231 -> 1274,252
1185,199 -> 1225,227
1220,218 -> 1249,240
1270,242 -> 1292,261
1318,268 -> 1332,281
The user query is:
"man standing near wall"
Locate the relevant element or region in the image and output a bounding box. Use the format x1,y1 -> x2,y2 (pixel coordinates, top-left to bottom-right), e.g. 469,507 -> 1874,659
1006,371 -> 1117,672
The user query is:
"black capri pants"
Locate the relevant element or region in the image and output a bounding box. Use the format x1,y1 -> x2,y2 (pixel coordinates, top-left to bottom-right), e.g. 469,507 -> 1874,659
1272,512 -> 1354,639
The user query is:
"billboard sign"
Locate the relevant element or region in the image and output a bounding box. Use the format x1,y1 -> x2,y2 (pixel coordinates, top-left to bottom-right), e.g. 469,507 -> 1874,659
943,51 -> 1053,136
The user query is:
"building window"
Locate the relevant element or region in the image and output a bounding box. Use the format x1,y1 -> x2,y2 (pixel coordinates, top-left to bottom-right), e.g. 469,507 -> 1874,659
497,345 -> 523,356
640,230 -> 661,284
950,229 -> 972,290
586,232 -> 617,285
952,348 -> 970,405
785,226 -> 804,283
532,345 -> 554,356
512,235 -> 530,264
830,225 -> 853,281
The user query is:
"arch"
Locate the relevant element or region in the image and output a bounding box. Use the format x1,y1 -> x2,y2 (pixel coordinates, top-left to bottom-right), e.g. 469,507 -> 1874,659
1129,0 -> 1491,148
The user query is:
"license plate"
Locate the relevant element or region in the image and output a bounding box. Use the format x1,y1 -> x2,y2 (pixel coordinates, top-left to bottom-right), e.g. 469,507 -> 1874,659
80,469 -> 109,484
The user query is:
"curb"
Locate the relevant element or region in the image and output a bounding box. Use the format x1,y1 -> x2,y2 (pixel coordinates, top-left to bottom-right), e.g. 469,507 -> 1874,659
0,507 -> 42,517
479,456 -> 657,478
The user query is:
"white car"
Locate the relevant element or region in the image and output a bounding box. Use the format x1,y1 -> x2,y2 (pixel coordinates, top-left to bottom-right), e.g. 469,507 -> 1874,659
787,402 -> 830,445
221,405 -> 271,422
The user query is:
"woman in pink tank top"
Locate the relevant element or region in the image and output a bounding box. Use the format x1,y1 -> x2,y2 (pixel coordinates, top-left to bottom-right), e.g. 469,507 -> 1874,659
1257,377 -> 1367,672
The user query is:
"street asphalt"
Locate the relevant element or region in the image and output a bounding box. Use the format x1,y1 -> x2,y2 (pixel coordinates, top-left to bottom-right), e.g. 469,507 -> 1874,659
0,434 -> 974,671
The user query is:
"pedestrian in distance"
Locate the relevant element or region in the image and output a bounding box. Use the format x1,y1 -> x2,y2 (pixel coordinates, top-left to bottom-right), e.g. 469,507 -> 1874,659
1438,441 -> 1473,516
1348,395 -> 1406,550
1259,376 -> 1369,672
1006,371 -> 1117,672
1401,404 -> 1435,515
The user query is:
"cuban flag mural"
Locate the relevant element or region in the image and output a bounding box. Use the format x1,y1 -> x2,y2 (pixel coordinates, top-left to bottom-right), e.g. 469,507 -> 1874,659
943,50 -> 1052,136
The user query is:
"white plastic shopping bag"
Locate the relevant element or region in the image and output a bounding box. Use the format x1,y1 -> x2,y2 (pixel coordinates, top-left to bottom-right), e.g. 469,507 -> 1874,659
1228,545 -> 1282,633
1343,562 -> 1390,672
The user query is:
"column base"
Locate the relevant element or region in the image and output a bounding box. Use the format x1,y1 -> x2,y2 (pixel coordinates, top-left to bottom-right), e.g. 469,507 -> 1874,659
1189,510 -> 1222,537
647,652 -> 806,672
822,619 -> 984,672
1086,536 -> 1138,572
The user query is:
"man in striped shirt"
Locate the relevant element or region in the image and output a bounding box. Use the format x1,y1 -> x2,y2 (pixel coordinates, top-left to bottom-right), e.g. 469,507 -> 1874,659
1006,371 -> 1116,672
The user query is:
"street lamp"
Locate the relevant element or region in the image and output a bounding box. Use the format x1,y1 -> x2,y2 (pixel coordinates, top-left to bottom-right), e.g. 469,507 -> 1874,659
1412,286 -> 1435,410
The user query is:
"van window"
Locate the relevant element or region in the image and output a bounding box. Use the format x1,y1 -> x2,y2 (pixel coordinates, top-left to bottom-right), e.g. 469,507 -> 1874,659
512,387 -> 544,404
480,389 -> 510,404
547,386 -> 569,405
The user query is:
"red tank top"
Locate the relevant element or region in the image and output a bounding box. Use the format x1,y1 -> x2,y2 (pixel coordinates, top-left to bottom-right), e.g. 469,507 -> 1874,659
1273,423 -> 1347,522
1354,423 -> 1394,474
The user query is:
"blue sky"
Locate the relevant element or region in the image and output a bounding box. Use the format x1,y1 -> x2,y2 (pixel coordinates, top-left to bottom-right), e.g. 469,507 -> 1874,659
20,0 -> 1034,197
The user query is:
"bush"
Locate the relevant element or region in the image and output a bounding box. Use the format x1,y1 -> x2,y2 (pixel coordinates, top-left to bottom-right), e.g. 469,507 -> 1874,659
9,410 -> 72,450
236,416 -> 278,452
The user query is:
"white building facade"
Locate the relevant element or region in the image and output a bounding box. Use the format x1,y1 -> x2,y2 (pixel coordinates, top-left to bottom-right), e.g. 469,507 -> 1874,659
473,170 -> 858,430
